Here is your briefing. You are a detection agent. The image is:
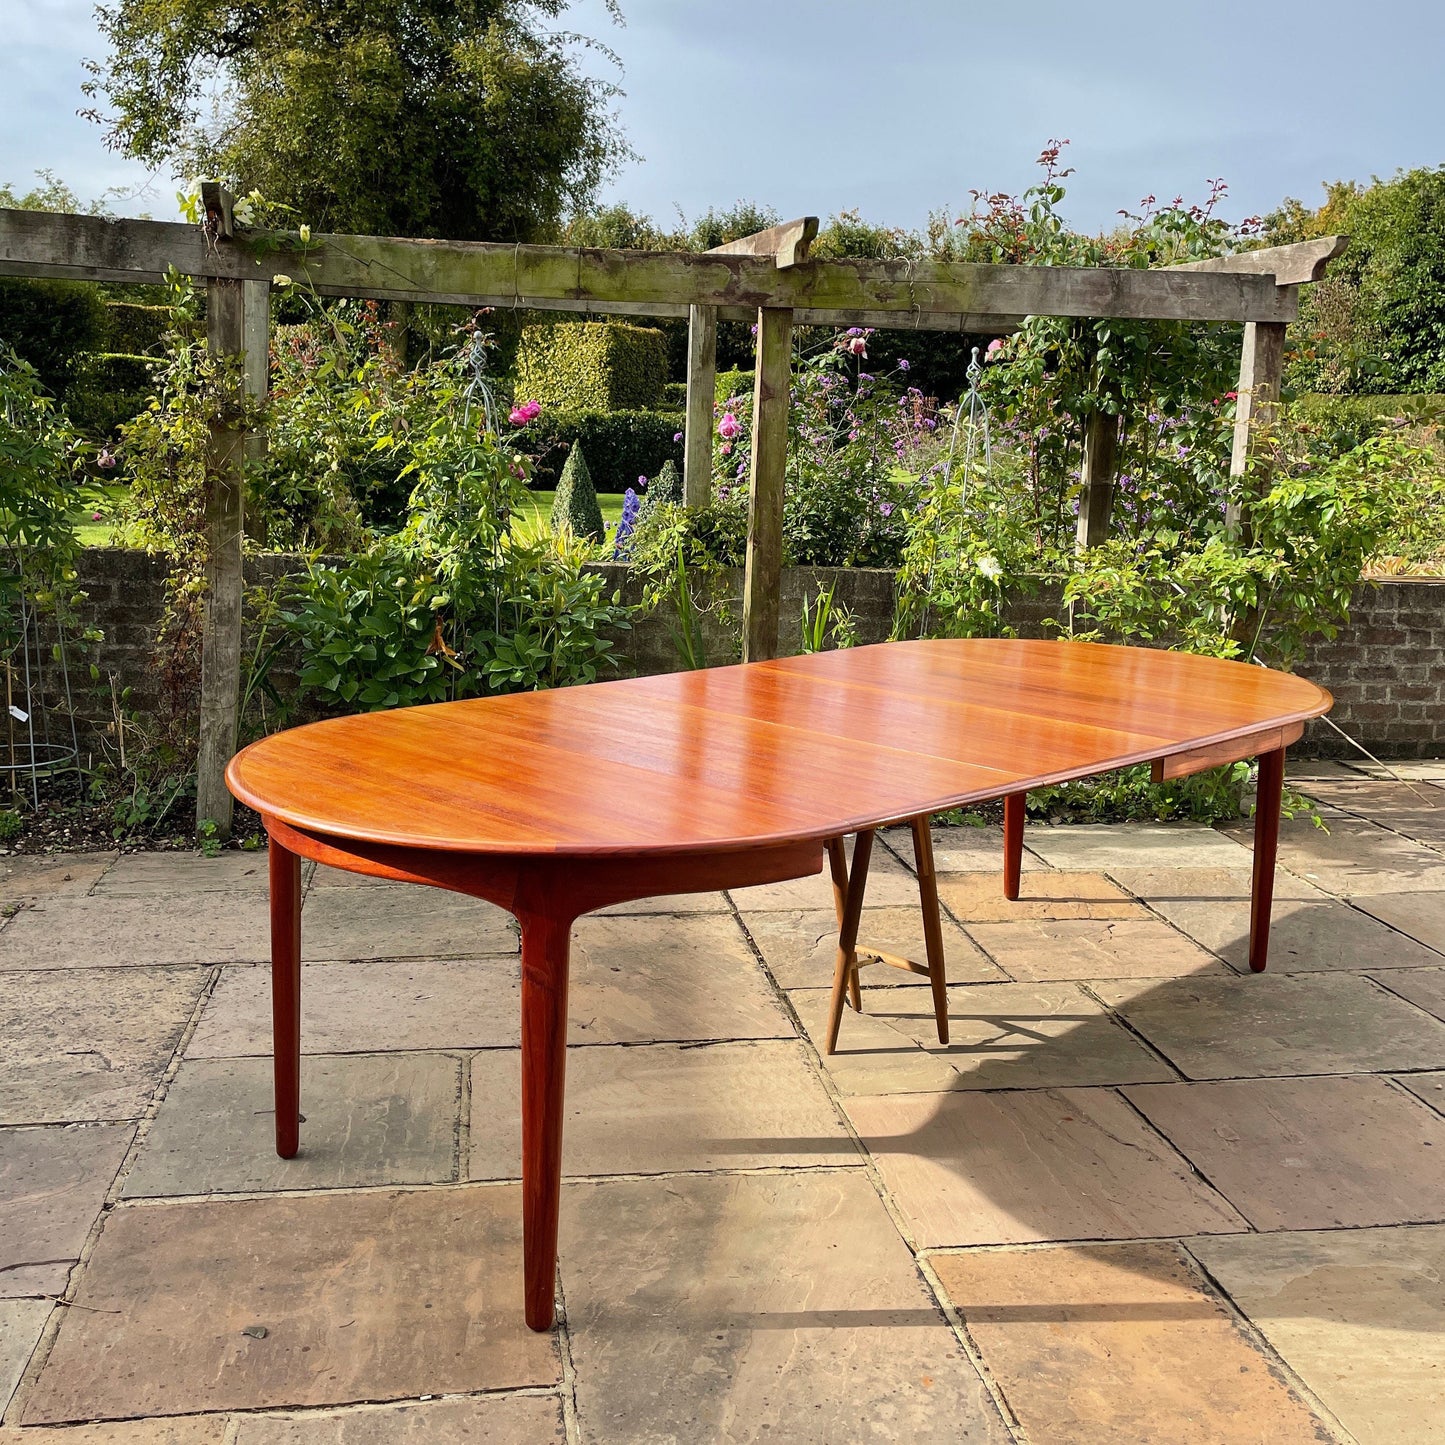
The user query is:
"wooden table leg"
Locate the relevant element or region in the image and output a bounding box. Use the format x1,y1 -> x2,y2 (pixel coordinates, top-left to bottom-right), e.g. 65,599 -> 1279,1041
1249,748 -> 1286,974
826,830 -> 873,1054
519,908 -> 572,1332
826,837 -> 861,1013
910,817 -> 950,1047
1003,792 -> 1026,901
269,836 -> 302,1160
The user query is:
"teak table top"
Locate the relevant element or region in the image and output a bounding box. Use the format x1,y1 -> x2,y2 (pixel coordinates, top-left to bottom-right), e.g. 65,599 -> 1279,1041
227,638 -> 1332,856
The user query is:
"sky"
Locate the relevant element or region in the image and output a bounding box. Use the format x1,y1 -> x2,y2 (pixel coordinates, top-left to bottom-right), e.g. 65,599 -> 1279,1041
7,0 -> 1443,232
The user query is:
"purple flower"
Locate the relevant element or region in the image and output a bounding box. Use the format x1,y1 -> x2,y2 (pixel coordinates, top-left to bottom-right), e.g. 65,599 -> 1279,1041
673,431 -> 684,442
880,501 -> 894,517
96,448 -> 117,470
897,359 -> 910,372
612,487 -> 641,560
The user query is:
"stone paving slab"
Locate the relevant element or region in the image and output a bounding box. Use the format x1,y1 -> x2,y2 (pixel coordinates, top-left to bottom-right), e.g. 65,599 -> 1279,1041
0,1124 -> 131,1296
1092,972 -> 1445,1079
937,871 -> 1145,923
187,957 -> 520,1058
123,1055 -> 461,1197
299,887 -> 516,961
739,905 -> 1004,990
1350,759 -> 1445,780
1189,1225 -> 1445,1445
1295,779 -> 1445,848
1155,894 -> 1444,972
1396,1070 -> 1445,1113
24,1186 -> 559,1423
594,891 -> 730,915
967,918 -> 1226,981
844,1087 -> 1245,1248
1022,823 -> 1252,871
0,1300 -> 50,1416
560,1169 -> 1011,1443
727,847 -> 918,912
0,853 -> 115,903
92,851 -> 286,896
231,1395 -> 567,1443
929,1243 -> 1332,1445
1103,864 -> 1324,903
0,896 -> 270,969
880,823 -> 1048,877
1372,966 -> 1445,1022
1349,889 -> 1445,953
1125,1075 -> 1445,1230
0,1422 -> 226,1444
1,968 -> 208,1125
1230,812 -> 1445,895
791,982 -> 1175,1095
567,913 -> 792,1044
468,1040 -> 858,1180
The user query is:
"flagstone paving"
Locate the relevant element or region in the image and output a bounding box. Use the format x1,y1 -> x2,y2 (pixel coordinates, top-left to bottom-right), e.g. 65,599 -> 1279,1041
1,757 -> 1443,1442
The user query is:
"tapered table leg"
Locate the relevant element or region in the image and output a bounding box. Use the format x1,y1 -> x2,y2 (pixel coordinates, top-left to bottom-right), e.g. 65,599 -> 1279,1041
826,830 -> 874,1054
519,909 -> 572,1332
1003,792 -> 1026,901
826,837 -> 862,1013
1249,748 -> 1286,974
269,836 -> 302,1159
910,816 -> 950,1046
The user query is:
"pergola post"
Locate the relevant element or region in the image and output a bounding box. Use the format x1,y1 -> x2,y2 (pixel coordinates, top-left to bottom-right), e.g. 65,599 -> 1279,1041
241,280 -> 271,541
683,303 -> 717,508
1075,411 -> 1120,550
196,273 -> 249,836
1225,319 -> 1288,539
742,306 -> 793,663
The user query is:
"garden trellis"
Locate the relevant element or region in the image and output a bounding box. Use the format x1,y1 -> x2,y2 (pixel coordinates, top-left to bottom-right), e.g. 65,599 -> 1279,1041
0,193 -> 1344,834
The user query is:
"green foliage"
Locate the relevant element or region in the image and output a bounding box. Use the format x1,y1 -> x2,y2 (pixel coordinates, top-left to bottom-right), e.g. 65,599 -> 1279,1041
1271,167 -> 1445,394
716,369 -> 753,403
1289,393 -> 1445,452
0,278 -> 111,401
549,441 -> 605,542
67,352 -> 159,439
515,321 -> 669,411
514,407 -> 684,493
636,458 -> 682,524
89,0 -> 628,243
800,582 -> 857,654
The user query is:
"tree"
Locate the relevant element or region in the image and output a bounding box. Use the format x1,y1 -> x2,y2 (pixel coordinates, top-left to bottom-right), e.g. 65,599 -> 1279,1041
87,0 -> 630,242
1269,167 -> 1445,395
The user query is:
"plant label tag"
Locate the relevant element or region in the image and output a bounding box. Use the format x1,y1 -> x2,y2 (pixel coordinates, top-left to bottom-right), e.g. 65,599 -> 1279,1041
7,706 -> 27,723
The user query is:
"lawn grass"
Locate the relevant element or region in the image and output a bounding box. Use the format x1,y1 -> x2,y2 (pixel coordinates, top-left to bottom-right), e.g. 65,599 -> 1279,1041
71,485 -> 628,549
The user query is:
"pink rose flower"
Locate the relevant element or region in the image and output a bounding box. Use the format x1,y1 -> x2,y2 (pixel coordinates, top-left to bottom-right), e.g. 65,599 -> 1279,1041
508,399 -> 542,425
718,412 -> 740,441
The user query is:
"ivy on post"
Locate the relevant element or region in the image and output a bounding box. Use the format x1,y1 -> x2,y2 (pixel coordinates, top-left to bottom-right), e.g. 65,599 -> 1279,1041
195,182 -> 250,838
742,306 -> 793,663
683,303 -> 717,508
1225,318 -> 1288,542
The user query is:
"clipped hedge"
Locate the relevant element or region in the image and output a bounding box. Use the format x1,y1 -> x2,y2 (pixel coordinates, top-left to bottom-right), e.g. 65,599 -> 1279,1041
515,321 -> 669,412
716,368 -> 754,403
515,409 -> 684,493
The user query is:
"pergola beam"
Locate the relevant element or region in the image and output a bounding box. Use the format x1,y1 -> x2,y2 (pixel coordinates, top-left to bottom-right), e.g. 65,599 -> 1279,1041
0,210 -> 1299,326
1169,235 -> 1349,287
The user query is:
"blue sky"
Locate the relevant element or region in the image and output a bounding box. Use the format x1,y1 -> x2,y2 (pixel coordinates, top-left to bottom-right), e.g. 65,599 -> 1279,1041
8,0 -> 1442,231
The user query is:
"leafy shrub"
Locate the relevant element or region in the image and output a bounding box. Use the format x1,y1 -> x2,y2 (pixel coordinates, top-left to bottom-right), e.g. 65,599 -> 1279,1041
637,458 -> 682,524
661,380 -> 687,407
515,321 -> 669,411
0,277 -> 110,401
1289,394 -> 1445,453
514,408 -> 684,493
550,441 -> 605,541
716,368 -> 753,403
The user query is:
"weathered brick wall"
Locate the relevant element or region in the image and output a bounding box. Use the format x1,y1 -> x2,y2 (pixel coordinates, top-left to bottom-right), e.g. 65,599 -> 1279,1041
68,550 -> 1444,759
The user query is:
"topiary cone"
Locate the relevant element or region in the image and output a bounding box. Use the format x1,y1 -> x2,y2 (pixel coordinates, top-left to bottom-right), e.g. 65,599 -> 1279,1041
549,439 -> 605,542
636,457 -> 684,524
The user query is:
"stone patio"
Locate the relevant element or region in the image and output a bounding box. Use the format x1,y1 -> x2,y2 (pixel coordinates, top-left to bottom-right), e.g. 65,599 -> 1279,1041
1,759 -> 1443,1442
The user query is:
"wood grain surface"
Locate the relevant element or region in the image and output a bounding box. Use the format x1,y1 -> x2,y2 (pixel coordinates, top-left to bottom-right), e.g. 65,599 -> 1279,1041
227,639 -> 1331,856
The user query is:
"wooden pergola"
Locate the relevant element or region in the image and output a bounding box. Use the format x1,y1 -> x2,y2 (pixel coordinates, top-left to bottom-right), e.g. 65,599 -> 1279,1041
0,199 -> 1343,833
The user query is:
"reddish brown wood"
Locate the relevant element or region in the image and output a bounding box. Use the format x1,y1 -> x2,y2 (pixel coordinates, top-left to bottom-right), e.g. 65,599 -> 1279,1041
1150,722 -> 1301,782
516,900 -> 572,1332
827,830 -> 873,1054
1003,793 -> 1026,901
825,836 -> 861,1012
227,639 -> 1332,1332
1250,747 -> 1287,974
268,837 -> 302,1159
910,816 -> 950,1046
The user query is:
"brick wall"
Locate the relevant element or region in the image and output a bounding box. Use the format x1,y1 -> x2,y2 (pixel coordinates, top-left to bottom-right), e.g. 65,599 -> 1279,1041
67,549 -> 1445,760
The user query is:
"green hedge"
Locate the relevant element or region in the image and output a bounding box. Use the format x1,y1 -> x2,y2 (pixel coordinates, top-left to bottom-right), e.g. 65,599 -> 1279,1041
67,353 -> 159,438
515,409 -> 685,493
716,368 -> 754,403
515,321 -> 669,412
1292,393 -> 1445,452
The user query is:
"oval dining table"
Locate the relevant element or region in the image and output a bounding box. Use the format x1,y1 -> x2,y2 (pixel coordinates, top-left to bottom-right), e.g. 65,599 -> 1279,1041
226,637 -> 1332,1331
